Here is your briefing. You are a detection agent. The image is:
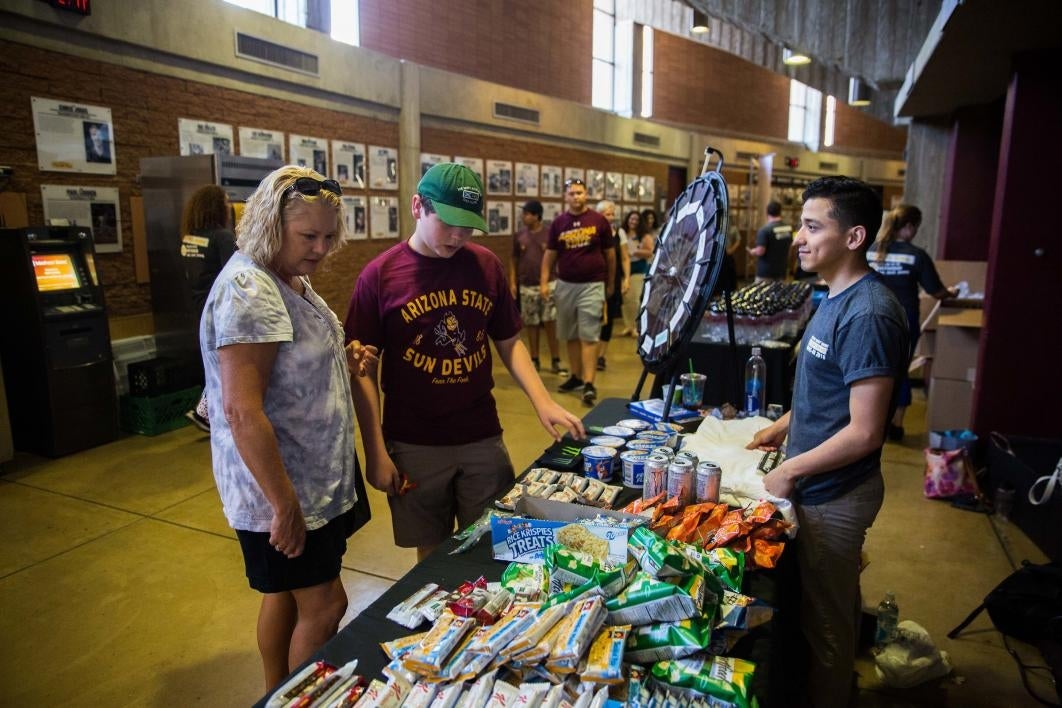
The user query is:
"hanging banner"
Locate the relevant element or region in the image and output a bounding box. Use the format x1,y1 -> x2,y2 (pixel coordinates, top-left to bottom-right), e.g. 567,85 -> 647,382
514,163 -> 539,198
41,185 -> 123,254
290,134 -> 329,176
178,118 -> 233,156
333,141 -> 367,187
341,195 -> 368,240
32,97 -> 116,175
540,166 -> 563,198
370,195 -> 399,239
238,127 -> 285,161
369,145 -> 398,190
454,156 -> 484,183
420,153 -> 449,177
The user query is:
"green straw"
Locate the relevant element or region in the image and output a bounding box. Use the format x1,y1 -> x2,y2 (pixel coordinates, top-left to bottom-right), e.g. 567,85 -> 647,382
688,358 -> 695,375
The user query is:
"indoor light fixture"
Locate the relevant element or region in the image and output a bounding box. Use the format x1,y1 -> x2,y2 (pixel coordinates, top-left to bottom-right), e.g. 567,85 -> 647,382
848,77 -> 872,106
691,10 -> 709,33
782,47 -> 811,66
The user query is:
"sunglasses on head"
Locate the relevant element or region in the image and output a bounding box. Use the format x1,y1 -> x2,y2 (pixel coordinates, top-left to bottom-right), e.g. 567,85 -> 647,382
287,176 -> 342,197
564,178 -> 585,187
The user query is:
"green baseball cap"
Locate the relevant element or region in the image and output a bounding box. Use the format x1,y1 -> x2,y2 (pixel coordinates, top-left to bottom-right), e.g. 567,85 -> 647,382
417,163 -> 488,232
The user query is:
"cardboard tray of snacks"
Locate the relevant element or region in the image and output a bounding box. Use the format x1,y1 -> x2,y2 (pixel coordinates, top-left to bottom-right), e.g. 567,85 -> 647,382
490,496 -> 646,566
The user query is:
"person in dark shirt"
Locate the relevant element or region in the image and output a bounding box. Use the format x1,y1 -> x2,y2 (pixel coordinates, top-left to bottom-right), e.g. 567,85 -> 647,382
868,204 -> 956,440
180,184 -> 237,432
748,200 -> 793,280
747,177 -> 908,708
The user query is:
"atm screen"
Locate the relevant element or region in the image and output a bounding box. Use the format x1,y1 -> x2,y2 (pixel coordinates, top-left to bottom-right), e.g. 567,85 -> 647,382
32,252 -> 82,292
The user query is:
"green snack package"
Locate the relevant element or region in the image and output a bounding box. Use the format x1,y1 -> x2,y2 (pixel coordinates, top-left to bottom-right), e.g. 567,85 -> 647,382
650,656 -> 758,708
682,546 -> 746,593
542,576 -> 604,609
624,617 -> 714,663
545,543 -> 601,594
629,527 -> 698,578
604,571 -> 704,626
502,561 -> 548,602
593,557 -> 638,598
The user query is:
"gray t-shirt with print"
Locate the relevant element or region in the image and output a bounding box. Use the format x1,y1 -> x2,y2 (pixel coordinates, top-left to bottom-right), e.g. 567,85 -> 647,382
788,272 -> 908,505
200,252 -> 358,532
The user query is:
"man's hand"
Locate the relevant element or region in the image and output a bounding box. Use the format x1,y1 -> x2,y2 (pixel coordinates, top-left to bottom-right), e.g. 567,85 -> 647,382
746,421 -> 787,451
269,497 -> 307,558
606,282 -> 615,299
510,283 -> 518,299
367,456 -> 401,496
534,399 -> 586,442
621,276 -> 630,295
762,463 -> 795,499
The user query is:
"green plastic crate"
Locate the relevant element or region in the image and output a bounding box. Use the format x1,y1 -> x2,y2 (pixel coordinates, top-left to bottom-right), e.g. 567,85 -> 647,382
120,385 -> 202,436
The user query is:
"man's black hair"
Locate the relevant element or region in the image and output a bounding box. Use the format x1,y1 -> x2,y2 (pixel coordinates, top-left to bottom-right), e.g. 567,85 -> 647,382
802,176 -> 882,250
522,200 -> 543,218
766,200 -> 782,217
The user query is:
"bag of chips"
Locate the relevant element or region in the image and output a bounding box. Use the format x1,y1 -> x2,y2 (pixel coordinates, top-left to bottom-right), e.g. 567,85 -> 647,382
604,571 -> 704,626
649,656 -> 757,708
623,617 -> 714,663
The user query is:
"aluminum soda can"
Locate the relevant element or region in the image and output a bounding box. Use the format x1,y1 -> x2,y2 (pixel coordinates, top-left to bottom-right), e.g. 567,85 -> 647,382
651,446 -> 676,460
666,458 -> 694,505
695,461 -> 722,504
675,450 -> 699,469
643,453 -> 670,500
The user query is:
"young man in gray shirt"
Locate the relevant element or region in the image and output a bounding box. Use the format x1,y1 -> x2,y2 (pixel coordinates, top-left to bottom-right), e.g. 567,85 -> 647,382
747,177 -> 908,708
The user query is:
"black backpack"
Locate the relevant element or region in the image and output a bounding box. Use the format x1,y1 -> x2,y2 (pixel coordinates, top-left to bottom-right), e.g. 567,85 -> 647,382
949,561 -> 1062,643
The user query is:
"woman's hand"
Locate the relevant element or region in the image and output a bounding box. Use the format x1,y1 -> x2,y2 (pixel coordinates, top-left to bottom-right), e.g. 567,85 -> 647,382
621,276 -> 631,295
269,497 -> 307,558
346,341 -> 379,378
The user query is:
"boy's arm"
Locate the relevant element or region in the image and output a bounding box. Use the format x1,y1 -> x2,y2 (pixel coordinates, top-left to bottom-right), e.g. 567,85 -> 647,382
494,334 -> 585,441
760,376 -> 893,498
540,249 -> 558,299
349,358 -> 401,496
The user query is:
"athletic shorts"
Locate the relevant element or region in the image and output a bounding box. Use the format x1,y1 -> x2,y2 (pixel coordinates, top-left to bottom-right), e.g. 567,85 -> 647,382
386,435 -> 515,547
519,283 -> 557,326
236,506 -> 356,594
554,280 -> 605,342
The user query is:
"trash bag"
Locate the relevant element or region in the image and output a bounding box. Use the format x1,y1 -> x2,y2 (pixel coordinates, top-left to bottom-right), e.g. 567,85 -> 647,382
874,620 -> 952,688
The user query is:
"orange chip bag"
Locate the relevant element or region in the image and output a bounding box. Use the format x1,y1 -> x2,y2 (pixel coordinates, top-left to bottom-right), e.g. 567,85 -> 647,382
649,514 -> 679,535
666,512 -> 703,544
721,508 -> 745,526
750,538 -> 785,569
623,492 -> 666,515
749,518 -> 789,541
745,501 -> 777,525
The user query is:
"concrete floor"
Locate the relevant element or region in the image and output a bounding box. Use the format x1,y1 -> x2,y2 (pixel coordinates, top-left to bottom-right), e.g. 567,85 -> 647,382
0,334 -> 1053,706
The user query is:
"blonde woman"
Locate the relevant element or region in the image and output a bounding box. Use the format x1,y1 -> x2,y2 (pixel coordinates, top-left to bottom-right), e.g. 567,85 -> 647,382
199,166 -> 377,690
868,204 -> 955,440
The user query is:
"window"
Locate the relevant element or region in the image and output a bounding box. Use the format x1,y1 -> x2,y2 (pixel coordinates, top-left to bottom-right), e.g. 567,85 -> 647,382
788,79 -> 822,152
225,0 -> 358,45
824,95 -> 836,148
640,26 -> 654,118
592,1 -> 616,111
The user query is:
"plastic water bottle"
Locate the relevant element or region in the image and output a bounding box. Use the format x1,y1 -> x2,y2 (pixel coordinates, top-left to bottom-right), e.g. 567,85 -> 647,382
875,592 -> 899,648
744,347 -> 766,416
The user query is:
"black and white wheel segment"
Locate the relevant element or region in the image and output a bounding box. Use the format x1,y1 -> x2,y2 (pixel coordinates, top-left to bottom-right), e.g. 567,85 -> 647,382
636,171 -> 728,372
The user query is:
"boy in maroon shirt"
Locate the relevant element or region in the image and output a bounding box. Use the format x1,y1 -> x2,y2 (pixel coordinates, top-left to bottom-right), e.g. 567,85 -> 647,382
509,200 -> 565,375
345,163 -> 584,561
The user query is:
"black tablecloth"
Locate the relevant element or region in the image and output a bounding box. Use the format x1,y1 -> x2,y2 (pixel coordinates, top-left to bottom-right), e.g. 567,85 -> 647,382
256,398 -> 803,707
651,340 -> 797,412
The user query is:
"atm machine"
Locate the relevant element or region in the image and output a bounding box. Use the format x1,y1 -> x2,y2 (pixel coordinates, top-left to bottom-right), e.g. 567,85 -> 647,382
0,226 -> 119,457
140,154 -> 281,378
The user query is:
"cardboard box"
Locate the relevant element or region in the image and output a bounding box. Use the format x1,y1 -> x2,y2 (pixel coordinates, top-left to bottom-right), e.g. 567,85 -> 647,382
490,496 -> 644,566
934,312 -> 982,383
926,377 -> 974,432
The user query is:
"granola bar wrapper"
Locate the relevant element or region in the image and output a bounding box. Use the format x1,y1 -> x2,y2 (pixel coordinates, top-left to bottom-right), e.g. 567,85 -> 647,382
550,597 -> 607,663
649,656 -> 756,708
502,602 -> 570,660
578,624 -> 630,685
403,613 -> 476,675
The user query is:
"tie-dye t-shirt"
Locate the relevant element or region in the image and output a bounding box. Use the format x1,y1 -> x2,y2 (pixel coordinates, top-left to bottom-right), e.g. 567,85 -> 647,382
345,241 -> 522,446
200,252 -> 358,532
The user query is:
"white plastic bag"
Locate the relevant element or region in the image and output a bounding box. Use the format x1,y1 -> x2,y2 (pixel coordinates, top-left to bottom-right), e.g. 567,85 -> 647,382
874,620 -> 952,688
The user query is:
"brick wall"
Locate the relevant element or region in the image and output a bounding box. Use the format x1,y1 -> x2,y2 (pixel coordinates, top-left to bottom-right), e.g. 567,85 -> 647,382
652,31 -> 791,140
832,101 -> 907,156
359,0 -> 592,105
0,39 -> 399,320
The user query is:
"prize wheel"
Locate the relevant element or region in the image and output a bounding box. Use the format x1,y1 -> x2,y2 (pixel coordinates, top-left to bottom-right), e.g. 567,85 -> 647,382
636,155 -> 728,374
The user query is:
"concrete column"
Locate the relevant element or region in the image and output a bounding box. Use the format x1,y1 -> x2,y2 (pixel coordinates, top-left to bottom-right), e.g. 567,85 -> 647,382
902,119 -> 950,259
399,61 -> 421,238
